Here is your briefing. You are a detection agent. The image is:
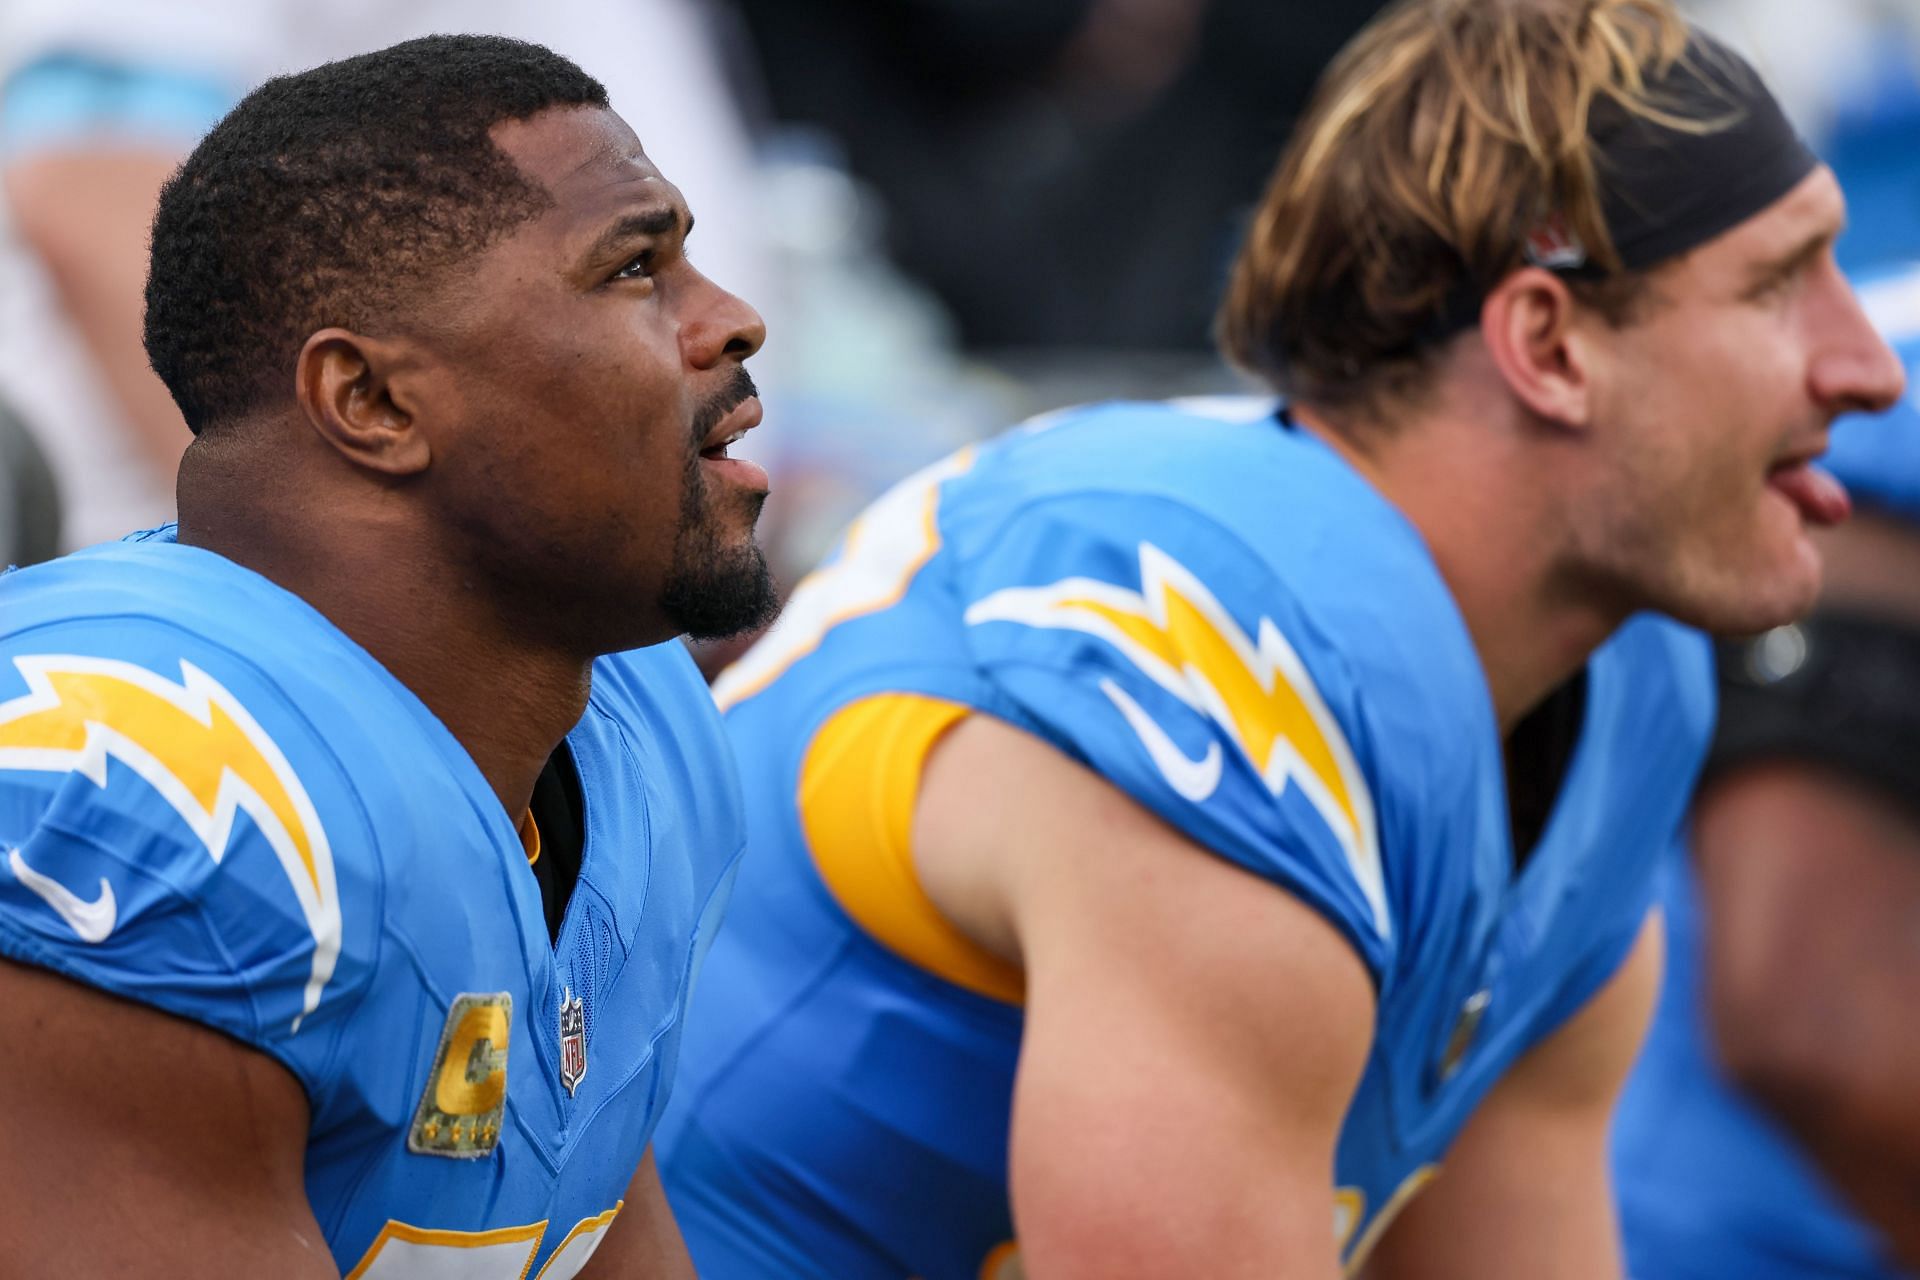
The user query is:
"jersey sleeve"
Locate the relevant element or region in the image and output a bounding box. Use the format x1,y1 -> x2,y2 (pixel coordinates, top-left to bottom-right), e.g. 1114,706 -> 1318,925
0,614 -> 372,1092
955,491 -> 1398,981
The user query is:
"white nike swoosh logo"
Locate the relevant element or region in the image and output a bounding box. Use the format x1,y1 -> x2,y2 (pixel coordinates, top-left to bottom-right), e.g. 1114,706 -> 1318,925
8,848 -> 117,943
1099,678 -> 1223,802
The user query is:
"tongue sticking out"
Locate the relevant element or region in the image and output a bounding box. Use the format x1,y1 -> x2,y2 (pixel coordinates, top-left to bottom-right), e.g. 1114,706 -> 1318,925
1768,461 -> 1851,527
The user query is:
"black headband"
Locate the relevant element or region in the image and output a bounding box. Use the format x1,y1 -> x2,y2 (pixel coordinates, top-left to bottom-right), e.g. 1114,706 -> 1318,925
1585,30 -> 1819,271
1429,28 -> 1819,339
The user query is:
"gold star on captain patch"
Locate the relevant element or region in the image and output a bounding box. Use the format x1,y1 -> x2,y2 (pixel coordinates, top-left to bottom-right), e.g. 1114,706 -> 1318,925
422,1120 -> 440,1142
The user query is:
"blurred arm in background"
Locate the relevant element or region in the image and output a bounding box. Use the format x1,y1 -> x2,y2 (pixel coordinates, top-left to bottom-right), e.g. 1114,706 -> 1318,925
0,17 -> 245,547
1695,759 -> 1920,1266
4,141 -> 189,478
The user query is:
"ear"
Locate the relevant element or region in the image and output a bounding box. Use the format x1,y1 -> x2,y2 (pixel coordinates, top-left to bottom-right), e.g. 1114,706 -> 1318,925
293,328 -> 434,476
1478,267 -> 1593,431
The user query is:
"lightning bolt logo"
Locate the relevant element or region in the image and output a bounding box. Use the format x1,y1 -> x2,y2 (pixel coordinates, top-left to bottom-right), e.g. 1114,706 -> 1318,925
0,654 -> 340,1029
966,543 -> 1389,938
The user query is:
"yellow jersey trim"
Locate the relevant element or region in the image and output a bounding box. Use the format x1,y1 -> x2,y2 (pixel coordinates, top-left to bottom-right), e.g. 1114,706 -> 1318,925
344,1217 -> 547,1280
977,1239 -> 1024,1279
518,810 -> 542,867
799,693 -> 1025,1005
532,1201 -> 625,1279
1343,1164 -> 1438,1274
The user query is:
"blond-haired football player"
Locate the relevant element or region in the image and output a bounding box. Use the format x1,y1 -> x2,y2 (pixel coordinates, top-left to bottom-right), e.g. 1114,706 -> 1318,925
657,2 -> 1904,1276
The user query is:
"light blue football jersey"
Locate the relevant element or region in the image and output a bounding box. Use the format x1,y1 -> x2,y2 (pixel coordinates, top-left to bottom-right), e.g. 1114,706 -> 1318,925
0,527 -> 744,1279
656,399 -> 1714,1279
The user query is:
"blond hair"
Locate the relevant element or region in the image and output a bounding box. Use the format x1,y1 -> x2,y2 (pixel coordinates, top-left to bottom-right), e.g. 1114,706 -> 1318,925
1218,0 -> 1731,420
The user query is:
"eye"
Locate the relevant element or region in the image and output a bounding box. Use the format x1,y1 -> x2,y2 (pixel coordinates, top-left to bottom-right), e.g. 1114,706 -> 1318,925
1743,268 -> 1799,307
1747,245 -> 1835,306
612,249 -> 656,283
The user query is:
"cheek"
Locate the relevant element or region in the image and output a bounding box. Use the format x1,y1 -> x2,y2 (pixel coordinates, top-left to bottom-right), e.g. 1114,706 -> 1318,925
1638,346 -> 1789,503
562,365 -> 690,489
1602,398 -> 1757,558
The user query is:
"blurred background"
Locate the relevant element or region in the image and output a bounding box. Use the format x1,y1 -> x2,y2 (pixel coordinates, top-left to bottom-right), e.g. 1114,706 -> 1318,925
3,0 -> 1919,598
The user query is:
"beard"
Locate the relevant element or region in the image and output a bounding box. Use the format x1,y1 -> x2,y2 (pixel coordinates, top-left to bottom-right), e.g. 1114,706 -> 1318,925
657,421 -> 777,642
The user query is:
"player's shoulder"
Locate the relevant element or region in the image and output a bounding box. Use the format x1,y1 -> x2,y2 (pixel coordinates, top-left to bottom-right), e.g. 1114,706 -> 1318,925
948,398 -> 1489,750
938,402 -> 1496,976
0,536 -> 466,1062
9,531 -> 343,655
2,534 -> 434,766
950,397 -> 1409,551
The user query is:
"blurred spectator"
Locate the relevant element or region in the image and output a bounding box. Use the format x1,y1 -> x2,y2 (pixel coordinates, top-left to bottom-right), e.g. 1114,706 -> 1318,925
0,0 -> 775,550
733,0 -> 1392,352
1613,264 -> 1920,1278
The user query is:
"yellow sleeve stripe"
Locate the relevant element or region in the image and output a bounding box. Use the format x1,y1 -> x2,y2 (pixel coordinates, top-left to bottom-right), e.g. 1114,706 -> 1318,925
798,693 -> 1026,1006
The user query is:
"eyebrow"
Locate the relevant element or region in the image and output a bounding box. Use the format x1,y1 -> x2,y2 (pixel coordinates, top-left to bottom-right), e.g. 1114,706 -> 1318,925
582,207 -> 694,266
1742,223 -> 1839,298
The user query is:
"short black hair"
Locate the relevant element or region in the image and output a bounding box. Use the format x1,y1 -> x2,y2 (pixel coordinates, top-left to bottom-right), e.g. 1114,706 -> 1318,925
144,34 -> 609,433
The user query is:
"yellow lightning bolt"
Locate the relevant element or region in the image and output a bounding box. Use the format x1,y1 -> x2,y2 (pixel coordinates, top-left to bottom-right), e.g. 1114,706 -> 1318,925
0,654 -> 340,1026
0,665 -> 319,894
965,542 -> 1387,937
1061,582 -> 1361,845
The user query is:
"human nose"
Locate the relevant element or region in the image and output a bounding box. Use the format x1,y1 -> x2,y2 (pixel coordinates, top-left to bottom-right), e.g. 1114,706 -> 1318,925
680,272 -> 766,369
1811,276 -> 1906,418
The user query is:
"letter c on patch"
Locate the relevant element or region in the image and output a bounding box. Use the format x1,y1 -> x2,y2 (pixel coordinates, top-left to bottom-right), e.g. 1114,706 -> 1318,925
435,1004 -> 508,1116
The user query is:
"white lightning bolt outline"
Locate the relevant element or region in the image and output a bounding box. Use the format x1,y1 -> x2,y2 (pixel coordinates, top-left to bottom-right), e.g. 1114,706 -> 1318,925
0,654 -> 340,1030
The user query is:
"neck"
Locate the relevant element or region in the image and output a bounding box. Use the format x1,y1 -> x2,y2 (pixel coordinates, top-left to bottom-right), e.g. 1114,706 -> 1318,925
1293,394 -> 1626,734
178,460 -> 589,819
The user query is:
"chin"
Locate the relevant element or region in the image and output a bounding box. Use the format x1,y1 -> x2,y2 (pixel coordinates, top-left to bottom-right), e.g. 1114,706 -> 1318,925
1681,545 -> 1825,636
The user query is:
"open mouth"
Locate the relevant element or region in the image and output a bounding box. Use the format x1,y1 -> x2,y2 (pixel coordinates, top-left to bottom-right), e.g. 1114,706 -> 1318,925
699,428 -> 747,462
697,397 -> 771,493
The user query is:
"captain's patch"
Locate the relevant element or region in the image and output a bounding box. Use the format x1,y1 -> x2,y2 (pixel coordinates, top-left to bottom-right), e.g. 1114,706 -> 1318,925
407,992 -> 511,1159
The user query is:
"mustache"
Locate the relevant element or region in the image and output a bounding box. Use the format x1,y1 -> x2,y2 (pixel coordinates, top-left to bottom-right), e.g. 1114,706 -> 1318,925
691,367 -> 759,446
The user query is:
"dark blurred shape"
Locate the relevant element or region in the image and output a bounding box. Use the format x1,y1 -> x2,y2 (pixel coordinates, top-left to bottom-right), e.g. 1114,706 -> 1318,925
0,395 -> 62,566
736,0 -> 1392,350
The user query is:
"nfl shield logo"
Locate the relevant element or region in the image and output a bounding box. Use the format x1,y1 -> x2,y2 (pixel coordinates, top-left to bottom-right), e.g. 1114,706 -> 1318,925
558,986 -> 587,1096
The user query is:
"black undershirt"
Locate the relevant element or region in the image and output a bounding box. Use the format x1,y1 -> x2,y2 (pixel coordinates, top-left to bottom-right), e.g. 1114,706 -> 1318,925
1504,671 -> 1588,874
527,742 -> 587,945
